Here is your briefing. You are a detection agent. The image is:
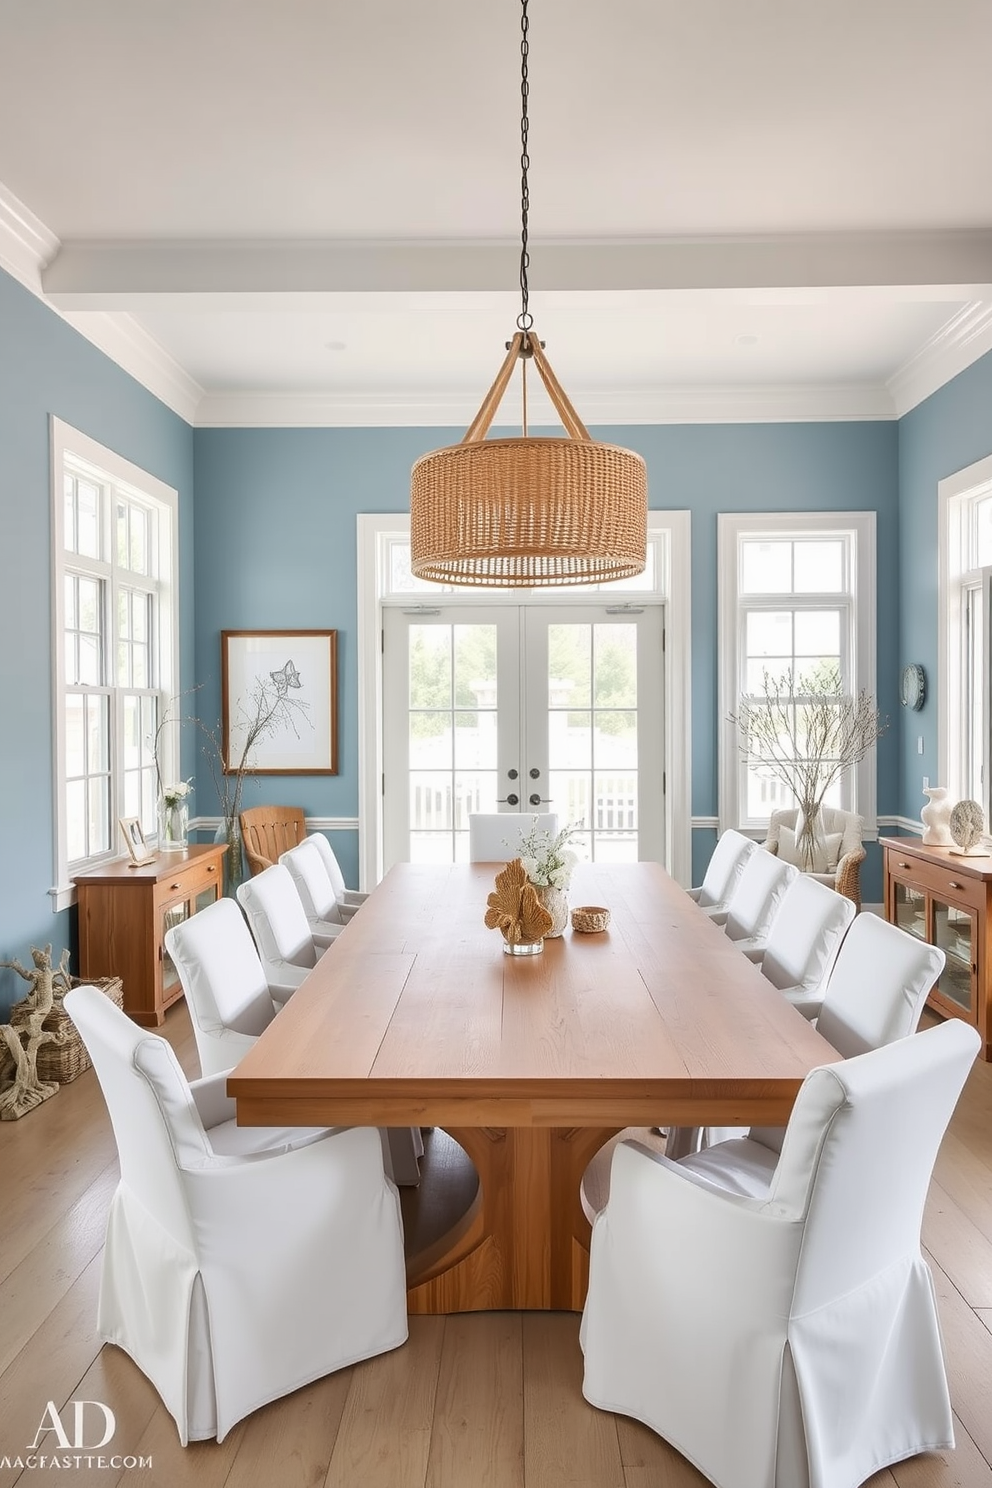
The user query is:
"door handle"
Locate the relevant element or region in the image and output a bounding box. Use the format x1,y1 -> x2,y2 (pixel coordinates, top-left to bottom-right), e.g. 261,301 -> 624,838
529,794 -> 552,806
498,794 -> 520,806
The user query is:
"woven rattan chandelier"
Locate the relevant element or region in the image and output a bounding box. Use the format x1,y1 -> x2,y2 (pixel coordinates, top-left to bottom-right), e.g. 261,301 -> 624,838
409,0 -> 647,588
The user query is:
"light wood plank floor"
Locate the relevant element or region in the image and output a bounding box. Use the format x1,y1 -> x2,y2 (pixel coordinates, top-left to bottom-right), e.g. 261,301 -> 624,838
2,1003 -> 991,1488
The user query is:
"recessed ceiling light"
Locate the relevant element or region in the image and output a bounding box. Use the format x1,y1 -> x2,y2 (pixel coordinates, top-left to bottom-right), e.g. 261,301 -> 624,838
734,333 -> 759,347
324,340 -> 347,352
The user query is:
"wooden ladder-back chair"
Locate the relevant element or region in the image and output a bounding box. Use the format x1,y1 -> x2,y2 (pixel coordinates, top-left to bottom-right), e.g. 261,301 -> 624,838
239,805 -> 307,877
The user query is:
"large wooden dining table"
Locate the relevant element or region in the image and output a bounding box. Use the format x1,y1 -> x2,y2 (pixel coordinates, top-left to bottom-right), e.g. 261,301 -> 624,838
228,861 -> 839,1314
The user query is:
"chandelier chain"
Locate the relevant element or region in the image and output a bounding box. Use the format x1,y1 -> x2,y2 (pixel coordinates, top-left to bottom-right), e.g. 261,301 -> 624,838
517,0 -> 533,334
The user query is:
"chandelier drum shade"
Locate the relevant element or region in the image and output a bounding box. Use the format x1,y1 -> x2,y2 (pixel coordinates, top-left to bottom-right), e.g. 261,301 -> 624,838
409,0 -> 648,588
411,333 -> 648,587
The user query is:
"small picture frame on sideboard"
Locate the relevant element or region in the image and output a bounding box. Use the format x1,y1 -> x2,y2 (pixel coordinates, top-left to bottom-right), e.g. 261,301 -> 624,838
119,816 -> 155,866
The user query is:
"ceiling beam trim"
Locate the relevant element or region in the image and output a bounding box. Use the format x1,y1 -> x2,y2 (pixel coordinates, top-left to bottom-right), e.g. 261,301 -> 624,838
42,232 -> 992,305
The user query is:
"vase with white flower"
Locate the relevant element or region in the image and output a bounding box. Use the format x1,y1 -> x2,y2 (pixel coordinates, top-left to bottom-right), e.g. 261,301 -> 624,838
158,779 -> 192,851
514,817 -> 581,937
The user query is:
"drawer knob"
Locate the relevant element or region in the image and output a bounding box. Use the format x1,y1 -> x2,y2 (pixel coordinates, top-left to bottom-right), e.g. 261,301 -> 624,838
207,865 -> 216,872
898,862 -> 910,869
948,882 -> 963,891
170,882 -> 181,891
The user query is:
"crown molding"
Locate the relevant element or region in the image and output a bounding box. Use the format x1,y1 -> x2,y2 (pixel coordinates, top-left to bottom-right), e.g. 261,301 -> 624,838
0,184 -> 202,423
2,181 -> 987,430
61,309 -> 203,424
195,380 -> 896,429
888,302 -> 992,416
0,182 -> 59,291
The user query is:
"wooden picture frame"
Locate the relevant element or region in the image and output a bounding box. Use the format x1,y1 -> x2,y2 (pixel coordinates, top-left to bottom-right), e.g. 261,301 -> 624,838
221,630 -> 338,775
119,815 -> 155,865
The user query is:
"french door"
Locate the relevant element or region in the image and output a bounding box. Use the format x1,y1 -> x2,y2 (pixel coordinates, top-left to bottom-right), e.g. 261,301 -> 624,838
381,602 -> 665,870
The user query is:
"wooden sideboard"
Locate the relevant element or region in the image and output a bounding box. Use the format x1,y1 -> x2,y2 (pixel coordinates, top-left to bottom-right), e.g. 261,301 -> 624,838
880,836 -> 992,1061
74,843 -> 227,1026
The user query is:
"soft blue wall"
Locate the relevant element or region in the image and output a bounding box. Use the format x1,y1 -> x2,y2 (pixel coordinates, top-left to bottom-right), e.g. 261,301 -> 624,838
193,420 -> 900,901
0,267 -> 194,1017
897,351 -> 992,821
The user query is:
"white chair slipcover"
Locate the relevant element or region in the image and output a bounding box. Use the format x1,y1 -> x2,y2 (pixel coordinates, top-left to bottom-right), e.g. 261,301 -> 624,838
688,829 -> 756,913
306,832 -> 369,920
164,897 -> 283,1075
164,898 -> 423,1185
280,839 -> 351,936
581,1018 -> 981,1488
236,862 -> 337,991
733,872 -> 856,994
64,984 -> 408,1446
710,848 -> 797,942
468,811 -> 559,862
588,911 -> 946,1206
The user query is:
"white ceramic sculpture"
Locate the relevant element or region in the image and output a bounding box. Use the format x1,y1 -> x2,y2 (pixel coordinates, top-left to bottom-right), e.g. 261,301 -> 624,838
921,786 -> 954,847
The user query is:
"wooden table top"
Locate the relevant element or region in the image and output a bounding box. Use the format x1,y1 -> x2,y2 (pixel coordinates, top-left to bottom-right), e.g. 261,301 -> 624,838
229,861 -> 838,1130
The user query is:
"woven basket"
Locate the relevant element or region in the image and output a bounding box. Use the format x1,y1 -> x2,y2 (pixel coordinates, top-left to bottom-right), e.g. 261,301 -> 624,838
571,905 -> 611,934
7,976 -> 123,1085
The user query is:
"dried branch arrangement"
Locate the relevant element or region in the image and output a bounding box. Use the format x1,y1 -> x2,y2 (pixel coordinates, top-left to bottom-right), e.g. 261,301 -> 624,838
730,666 -> 888,865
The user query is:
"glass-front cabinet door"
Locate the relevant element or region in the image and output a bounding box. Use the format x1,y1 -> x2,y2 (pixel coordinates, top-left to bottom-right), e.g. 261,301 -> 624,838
891,881 -> 926,943
932,898 -> 977,1018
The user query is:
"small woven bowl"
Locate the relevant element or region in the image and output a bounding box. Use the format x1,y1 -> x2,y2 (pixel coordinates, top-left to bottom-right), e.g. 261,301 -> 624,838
571,905 -> 611,934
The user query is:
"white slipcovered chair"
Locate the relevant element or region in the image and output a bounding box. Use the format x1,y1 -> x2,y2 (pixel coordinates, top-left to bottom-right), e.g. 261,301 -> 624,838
306,832 -> 369,921
588,908 -> 945,1201
710,846 -> 797,942
732,871 -> 856,986
164,897 -> 288,1075
581,1017 -> 981,1488
280,839 -> 354,936
688,828 -> 756,914
64,984 -> 408,1446
236,862 -> 338,991
165,897 -> 423,1184
468,811 -> 559,862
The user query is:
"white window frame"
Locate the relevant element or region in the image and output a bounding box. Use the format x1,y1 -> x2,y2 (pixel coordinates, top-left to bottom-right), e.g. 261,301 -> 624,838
938,454 -> 992,807
50,418 -> 179,910
357,512 -> 692,889
718,511 -> 877,837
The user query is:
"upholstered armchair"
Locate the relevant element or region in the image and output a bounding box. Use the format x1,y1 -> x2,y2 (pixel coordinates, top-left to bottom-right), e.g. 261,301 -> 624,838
762,805 -> 866,909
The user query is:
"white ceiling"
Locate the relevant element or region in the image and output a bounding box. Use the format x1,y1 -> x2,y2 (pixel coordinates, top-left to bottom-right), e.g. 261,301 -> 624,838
2,0 -> 992,427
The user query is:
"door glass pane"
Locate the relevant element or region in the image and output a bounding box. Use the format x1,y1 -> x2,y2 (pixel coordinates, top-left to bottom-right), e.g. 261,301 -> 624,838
594,625 -> 636,709
409,626 -> 450,708
549,624 -> 591,707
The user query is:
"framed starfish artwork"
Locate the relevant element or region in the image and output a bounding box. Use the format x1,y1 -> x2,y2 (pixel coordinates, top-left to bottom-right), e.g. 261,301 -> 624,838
221,630 -> 338,775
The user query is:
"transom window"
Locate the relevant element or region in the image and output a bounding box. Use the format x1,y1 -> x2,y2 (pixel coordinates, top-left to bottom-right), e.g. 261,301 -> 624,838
51,420 -> 178,907
719,513 -> 876,835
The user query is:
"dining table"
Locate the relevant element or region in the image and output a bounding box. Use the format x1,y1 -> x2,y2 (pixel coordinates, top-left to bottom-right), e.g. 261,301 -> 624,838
227,860 -> 839,1314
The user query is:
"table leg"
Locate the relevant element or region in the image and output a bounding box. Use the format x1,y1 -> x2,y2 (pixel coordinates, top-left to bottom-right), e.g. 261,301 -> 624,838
405,1124 -> 619,1314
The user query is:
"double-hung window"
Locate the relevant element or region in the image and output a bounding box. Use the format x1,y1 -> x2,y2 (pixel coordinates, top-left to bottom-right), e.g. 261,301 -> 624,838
939,455 -> 992,811
718,512 -> 876,835
51,419 -> 178,908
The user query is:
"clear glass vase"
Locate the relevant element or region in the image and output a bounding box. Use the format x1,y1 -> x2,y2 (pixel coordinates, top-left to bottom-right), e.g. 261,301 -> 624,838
796,806 -> 827,873
536,884 -> 569,937
158,798 -> 189,851
214,818 -> 245,897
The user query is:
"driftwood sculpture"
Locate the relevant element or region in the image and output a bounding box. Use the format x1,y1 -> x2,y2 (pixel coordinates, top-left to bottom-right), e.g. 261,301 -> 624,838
485,858 -> 553,946
0,945 -> 70,1119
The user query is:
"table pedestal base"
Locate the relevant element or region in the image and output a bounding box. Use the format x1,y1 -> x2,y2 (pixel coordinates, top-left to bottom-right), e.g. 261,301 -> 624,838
405,1124 -> 619,1314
